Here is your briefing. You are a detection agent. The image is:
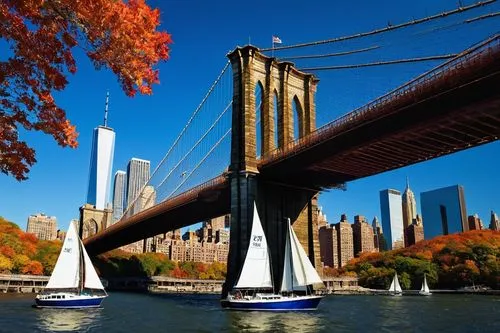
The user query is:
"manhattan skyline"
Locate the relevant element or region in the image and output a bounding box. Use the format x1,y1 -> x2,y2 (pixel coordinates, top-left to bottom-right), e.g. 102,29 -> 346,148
1,0 -> 499,232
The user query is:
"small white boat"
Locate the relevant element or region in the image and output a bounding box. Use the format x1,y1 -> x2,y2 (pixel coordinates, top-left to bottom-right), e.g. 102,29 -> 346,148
221,204 -> 324,311
419,274 -> 432,296
34,221 -> 107,308
388,273 -> 402,296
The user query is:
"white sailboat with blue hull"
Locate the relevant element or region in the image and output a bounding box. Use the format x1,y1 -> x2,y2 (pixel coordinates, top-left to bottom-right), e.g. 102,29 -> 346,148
35,221 -> 107,308
221,204 -> 324,311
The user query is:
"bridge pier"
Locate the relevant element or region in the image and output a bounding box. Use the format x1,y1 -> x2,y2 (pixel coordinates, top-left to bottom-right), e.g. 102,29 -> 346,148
224,171 -> 321,297
223,45 -> 320,297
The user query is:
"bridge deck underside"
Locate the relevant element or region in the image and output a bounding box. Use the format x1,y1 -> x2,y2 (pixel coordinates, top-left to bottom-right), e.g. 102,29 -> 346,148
259,47 -> 500,189
84,177 -> 230,255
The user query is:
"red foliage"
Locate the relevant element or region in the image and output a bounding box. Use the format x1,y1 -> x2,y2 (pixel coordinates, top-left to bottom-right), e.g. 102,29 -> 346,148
22,260 -> 44,275
0,245 -> 15,258
0,0 -> 172,180
171,266 -> 188,279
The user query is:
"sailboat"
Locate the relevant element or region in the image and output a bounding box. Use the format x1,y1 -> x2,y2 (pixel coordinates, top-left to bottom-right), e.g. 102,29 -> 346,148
388,272 -> 402,296
221,204 -> 324,311
34,221 -> 108,308
419,274 -> 432,296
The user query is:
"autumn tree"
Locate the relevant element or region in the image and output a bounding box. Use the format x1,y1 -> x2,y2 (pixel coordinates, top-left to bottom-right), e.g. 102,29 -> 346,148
0,0 -> 172,180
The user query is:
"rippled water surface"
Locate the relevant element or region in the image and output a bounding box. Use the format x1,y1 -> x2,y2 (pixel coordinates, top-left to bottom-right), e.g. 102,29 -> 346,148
0,292 -> 499,332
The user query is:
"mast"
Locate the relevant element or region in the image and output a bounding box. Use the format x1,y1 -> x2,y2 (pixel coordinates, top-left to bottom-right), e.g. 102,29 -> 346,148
288,219 -> 294,293
79,239 -> 85,294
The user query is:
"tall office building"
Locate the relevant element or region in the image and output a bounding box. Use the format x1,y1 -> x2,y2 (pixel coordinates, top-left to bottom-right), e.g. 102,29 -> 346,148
420,185 -> 468,239
334,214 -> 354,268
405,215 -> 424,246
489,211 -> 500,231
86,93 -> 115,210
319,224 -> 338,268
402,178 -> 417,231
126,158 -> 151,211
380,189 -> 404,250
26,213 -> 57,240
112,170 -> 127,223
468,214 -> 483,231
372,216 -> 386,251
352,215 -> 376,257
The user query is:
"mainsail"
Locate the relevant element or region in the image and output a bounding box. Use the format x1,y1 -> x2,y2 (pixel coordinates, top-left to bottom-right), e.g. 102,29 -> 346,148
234,203 -> 273,289
389,273 -> 402,293
421,274 -> 430,293
281,218 -> 323,292
45,221 -> 81,289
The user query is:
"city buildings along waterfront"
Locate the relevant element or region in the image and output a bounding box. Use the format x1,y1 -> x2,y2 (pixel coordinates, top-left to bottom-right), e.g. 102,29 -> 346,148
26,213 -> 57,241
421,185 -> 468,239
379,189 -> 404,250
112,170 -> 127,223
125,158 -> 151,215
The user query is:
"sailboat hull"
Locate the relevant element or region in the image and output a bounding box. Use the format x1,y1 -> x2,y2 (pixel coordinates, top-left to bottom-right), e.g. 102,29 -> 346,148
221,295 -> 324,311
35,294 -> 106,309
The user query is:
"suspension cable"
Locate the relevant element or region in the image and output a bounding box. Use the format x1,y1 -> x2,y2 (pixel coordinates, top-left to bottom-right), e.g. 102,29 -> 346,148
120,60 -> 230,219
155,101 -> 232,192
166,128 -> 232,199
149,61 -> 230,180
301,54 -> 458,71
260,0 -> 496,52
279,46 -> 380,61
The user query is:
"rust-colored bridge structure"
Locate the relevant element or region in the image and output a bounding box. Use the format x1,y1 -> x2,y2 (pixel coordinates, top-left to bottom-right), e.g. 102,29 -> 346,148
84,34 -> 500,295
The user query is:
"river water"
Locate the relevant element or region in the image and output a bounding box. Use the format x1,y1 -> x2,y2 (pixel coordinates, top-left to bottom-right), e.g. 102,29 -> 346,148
0,292 -> 499,332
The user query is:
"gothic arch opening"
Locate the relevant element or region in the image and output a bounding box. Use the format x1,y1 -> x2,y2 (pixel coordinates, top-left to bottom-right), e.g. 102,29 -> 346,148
273,90 -> 280,150
83,219 -> 98,239
255,81 -> 264,158
292,96 -> 304,140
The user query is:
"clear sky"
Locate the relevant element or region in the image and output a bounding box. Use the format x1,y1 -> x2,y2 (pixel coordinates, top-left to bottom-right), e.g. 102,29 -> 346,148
1,0 -> 499,233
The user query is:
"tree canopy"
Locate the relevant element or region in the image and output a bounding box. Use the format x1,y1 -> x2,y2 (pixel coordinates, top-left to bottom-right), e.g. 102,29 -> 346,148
0,0 -> 172,180
328,230 -> 500,290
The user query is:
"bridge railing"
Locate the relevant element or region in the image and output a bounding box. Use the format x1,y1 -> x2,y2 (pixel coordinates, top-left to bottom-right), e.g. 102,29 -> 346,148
259,33 -> 500,166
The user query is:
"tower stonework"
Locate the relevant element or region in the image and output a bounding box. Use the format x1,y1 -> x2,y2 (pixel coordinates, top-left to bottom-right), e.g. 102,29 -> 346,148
79,204 -> 112,240
224,45 -> 320,297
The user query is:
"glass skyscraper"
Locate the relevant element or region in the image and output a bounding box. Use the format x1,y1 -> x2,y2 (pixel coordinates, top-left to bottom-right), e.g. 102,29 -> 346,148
112,170 -> 127,223
86,116 -> 115,210
126,158 -> 151,213
420,185 -> 468,239
379,189 -> 404,250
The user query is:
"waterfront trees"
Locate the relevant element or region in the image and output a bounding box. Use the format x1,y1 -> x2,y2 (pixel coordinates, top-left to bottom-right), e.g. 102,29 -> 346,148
0,0 -> 172,180
343,230 -> 500,290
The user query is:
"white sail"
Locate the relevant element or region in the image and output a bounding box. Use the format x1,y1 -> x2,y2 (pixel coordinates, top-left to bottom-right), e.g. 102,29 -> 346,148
391,273 -> 402,293
421,275 -> 430,293
280,223 -> 293,292
394,274 -> 402,292
234,203 -> 273,289
45,221 -> 81,289
281,218 -> 323,291
81,239 -> 106,290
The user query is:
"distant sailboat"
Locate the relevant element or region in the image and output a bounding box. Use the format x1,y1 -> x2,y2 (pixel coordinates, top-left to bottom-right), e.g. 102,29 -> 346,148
34,221 -> 107,308
419,274 -> 432,296
221,204 -> 324,311
388,273 -> 402,296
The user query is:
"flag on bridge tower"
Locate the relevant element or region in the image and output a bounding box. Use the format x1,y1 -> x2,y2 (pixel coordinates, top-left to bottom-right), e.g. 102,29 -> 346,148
272,35 -> 282,44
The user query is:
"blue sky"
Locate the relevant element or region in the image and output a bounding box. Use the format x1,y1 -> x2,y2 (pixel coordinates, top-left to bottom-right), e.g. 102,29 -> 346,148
1,0 -> 499,232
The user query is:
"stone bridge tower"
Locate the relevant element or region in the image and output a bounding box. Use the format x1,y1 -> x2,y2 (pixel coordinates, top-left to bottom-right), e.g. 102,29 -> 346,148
79,203 -> 112,240
225,45 -> 321,296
